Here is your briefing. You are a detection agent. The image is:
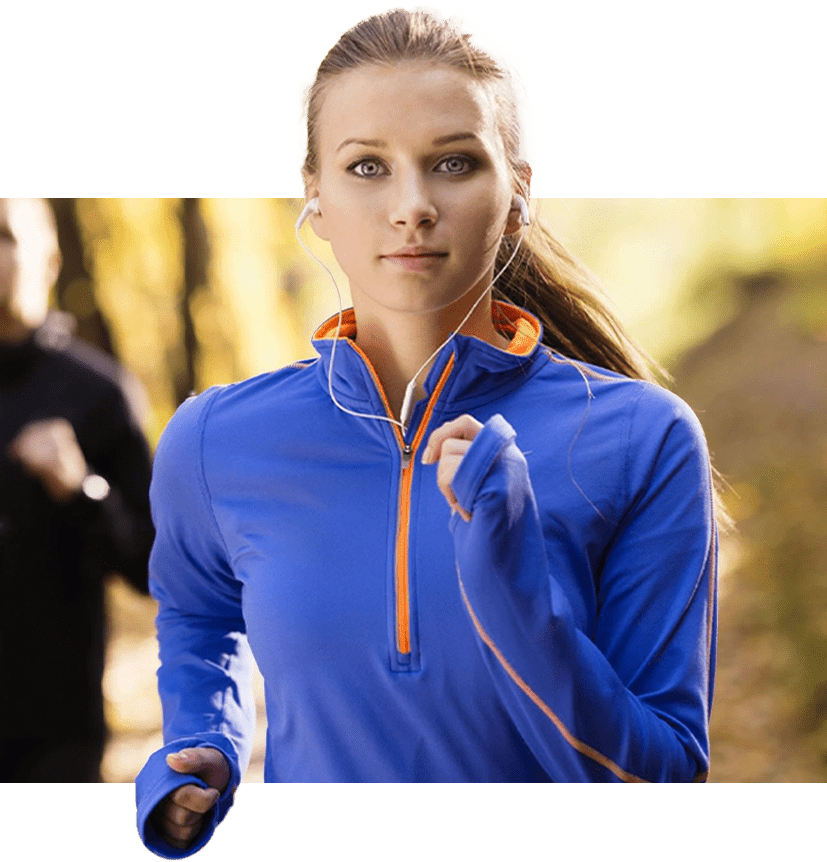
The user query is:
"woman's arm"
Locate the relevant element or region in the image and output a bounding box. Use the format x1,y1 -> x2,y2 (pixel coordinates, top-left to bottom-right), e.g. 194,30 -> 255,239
135,389 -> 255,857
424,389 -> 717,782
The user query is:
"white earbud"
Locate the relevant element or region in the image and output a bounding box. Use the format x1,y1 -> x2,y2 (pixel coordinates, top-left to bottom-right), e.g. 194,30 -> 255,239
512,194 -> 530,227
296,197 -> 321,230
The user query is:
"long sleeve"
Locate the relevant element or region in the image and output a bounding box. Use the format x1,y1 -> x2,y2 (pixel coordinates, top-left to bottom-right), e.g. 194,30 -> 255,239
449,388 -> 717,782
68,371 -> 155,594
1,336 -> 157,742
135,389 -> 254,858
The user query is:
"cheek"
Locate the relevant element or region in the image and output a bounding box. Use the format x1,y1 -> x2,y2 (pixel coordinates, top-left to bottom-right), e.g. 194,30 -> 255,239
325,214 -> 370,277
455,197 -> 505,255
324,186 -> 393,274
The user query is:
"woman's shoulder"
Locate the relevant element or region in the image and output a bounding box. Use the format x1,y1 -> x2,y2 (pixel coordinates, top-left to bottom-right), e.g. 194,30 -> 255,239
544,350 -> 696,413
152,360 -> 324,506
159,359 -> 321,448
535,350 -> 708,455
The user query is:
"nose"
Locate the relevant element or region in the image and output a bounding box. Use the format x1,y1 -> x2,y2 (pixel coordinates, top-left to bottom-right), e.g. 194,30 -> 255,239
388,171 -> 438,230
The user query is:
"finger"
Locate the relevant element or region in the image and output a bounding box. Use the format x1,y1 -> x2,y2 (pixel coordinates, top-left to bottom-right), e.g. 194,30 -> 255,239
439,479 -> 471,522
453,504 -> 473,522
445,489 -> 471,522
166,748 -> 202,773
161,799 -> 209,828
150,802 -> 203,850
166,747 -> 228,789
157,813 -> 204,845
433,444 -> 473,522
434,439 -> 472,495
168,783 -> 221,815
421,414 -> 482,464
422,414 -> 481,463
448,492 -> 471,524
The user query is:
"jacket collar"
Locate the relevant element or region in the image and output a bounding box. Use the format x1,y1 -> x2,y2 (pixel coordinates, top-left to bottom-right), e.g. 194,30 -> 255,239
311,301 -> 544,415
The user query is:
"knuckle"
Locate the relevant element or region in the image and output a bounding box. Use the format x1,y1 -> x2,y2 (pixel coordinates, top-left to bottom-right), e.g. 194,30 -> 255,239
429,429 -> 447,449
442,440 -> 470,460
164,821 -> 199,846
172,785 -> 202,810
188,789 -> 218,814
151,790 -> 206,842
169,785 -> 190,804
168,804 -> 200,827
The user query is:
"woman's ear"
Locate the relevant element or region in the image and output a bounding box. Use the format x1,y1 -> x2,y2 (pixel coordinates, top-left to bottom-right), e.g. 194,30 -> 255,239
309,199 -> 329,241
505,193 -> 529,235
302,173 -> 329,240
504,162 -> 532,235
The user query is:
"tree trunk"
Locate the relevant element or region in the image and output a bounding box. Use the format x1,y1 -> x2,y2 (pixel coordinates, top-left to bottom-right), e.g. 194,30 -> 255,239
175,198 -> 210,404
48,198 -> 116,358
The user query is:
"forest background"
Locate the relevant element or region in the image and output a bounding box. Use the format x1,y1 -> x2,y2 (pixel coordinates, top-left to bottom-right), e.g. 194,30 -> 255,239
45,196 -> 827,785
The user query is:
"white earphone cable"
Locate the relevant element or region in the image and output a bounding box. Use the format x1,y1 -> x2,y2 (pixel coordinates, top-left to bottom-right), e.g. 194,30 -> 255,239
295,201 -> 528,435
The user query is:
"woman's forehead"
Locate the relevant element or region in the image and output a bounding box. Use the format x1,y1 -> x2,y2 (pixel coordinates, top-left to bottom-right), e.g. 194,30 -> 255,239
315,62 -> 501,153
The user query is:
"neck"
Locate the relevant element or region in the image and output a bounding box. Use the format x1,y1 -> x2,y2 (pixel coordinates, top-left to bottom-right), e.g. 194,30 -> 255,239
353,291 -> 510,420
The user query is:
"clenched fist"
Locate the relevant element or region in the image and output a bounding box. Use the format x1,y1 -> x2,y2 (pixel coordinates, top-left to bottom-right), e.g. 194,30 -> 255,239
150,747 -> 231,851
421,413 -> 483,522
7,417 -> 88,502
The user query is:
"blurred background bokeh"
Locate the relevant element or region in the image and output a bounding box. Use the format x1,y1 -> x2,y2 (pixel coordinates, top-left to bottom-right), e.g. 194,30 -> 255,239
45,198 -> 826,783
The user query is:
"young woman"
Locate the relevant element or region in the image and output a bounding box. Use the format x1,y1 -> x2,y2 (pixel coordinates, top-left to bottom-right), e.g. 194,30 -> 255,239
136,9 -> 719,857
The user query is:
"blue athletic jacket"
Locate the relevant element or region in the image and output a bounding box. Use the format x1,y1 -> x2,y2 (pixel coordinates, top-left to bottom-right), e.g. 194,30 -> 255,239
136,302 -> 717,857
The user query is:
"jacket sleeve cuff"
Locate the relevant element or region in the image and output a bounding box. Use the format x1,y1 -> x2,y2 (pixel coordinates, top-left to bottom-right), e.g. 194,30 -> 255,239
450,414 -> 517,515
135,735 -> 242,859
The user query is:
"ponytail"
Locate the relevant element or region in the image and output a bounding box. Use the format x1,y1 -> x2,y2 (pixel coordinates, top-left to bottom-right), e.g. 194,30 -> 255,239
494,221 -> 665,384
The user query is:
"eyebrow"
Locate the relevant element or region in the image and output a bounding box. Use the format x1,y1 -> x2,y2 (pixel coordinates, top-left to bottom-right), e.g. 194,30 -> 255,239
336,132 -> 481,152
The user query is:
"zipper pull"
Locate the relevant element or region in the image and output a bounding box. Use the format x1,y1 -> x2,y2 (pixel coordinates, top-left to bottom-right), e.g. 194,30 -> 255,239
401,443 -> 413,468
399,380 -> 417,434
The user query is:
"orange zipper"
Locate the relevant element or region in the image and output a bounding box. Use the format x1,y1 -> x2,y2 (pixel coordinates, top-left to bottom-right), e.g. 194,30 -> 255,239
393,356 -> 455,655
333,340 -> 456,659
317,304 -> 539,657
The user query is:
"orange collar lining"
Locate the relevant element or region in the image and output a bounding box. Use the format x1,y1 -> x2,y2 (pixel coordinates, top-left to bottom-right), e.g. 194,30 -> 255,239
314,302 -> 540,356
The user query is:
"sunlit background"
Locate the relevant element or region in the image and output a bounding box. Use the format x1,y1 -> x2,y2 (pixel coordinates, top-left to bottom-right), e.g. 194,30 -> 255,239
42,197 -> 826,784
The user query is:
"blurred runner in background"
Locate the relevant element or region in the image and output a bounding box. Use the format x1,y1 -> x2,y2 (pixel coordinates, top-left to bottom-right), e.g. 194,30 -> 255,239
0,198 -> 154,781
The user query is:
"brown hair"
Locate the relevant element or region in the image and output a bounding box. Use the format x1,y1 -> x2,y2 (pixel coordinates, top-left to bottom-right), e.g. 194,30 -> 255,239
297,6 -> 668,382
296,5 -> 730,525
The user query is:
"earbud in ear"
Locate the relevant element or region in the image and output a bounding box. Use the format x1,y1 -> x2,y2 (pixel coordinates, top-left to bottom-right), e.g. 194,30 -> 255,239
296,197 -> 321,230
512,194 -> 530,227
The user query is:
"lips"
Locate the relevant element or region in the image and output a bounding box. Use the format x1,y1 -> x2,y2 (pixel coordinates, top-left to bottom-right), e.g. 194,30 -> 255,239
382,247 -> 448,259
381,248 -> 448,271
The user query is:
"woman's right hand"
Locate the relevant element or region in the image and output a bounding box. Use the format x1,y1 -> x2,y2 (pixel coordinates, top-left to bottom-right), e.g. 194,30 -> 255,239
149,747 -> 231,850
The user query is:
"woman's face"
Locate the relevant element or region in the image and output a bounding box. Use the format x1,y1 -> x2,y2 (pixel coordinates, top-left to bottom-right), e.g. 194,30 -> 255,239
306,61 -> 522,318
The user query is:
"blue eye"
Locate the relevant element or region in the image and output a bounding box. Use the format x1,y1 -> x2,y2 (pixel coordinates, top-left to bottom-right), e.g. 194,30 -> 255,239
435,155 -> 476,174
347,154 -> 476,178
349,159 -> 387,178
